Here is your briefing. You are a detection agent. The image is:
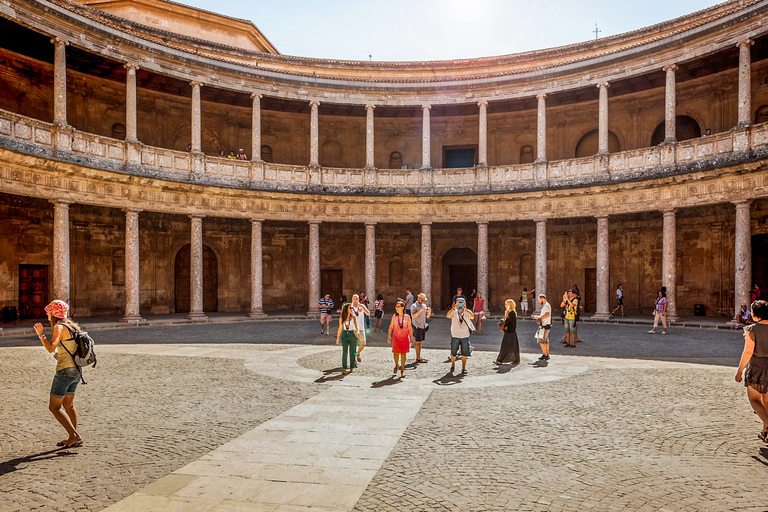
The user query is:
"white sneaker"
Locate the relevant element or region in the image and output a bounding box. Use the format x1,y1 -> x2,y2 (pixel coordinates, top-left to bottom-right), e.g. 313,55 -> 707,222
647,330 -> 656,334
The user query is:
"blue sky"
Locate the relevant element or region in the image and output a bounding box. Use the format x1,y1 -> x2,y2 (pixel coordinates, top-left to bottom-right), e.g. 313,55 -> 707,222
184,0 -> 722,61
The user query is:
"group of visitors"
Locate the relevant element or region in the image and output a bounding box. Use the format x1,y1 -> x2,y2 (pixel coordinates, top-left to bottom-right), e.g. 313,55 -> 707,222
737,284 -> 765,329
217,149 -> 249,160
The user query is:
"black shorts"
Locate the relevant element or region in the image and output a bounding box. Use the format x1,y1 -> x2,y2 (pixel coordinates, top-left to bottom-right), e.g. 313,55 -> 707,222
414,327 -> 426,342
617,298 -> 624,305
375,310 -> 383,318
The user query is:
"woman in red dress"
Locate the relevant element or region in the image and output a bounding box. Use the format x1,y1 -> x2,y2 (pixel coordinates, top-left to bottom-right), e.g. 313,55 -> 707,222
387,300 -> 413,379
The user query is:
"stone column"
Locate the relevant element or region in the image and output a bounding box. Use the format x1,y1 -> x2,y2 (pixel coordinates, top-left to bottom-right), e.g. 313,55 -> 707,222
477,101 -> 488,166
365,222 -> 376,305
663,65 -> 677,143
661,209 -> 678,322
534,219 -> 547,314
51,200 -> 72,304
421,222 -> 432,304
536,94 -> 547,162
124,63 -> 139,143
187,215 -> 207,320
51,37 -> 68,126
733,200 -> 752,321
477,221 -> 489,302
597,82 -> 610,154
421,104 -> 431,169
309,100 -> 320,166
190,81 -> 202,153
251,93 -> 262,162
122,208 -> 143,322
308,221 -> 320,315
593,215 -> 611,320
365,104 -> 375,169
249,219 -> 267,318
737,39 -> 754,127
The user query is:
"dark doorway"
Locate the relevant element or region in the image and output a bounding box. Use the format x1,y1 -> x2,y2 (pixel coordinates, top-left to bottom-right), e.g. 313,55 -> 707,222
19,264 -> 48,319
650,116 -> 702,146
321,269 -> 343,306
441,247 -> 477,310
174,244 -> 218,313
443,146 -> 477,168
584,268 -> 596,313
753,235 -> 768,300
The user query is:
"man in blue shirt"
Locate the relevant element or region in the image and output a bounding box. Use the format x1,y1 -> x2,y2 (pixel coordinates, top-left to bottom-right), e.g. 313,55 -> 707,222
318,293 -> 334,335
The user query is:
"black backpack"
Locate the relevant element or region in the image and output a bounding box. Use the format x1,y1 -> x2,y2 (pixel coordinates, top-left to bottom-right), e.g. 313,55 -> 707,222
61,325 -> 97,384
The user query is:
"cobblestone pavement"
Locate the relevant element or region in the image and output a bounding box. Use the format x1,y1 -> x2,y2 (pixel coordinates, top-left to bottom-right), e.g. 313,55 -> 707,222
0,346 -> 319,512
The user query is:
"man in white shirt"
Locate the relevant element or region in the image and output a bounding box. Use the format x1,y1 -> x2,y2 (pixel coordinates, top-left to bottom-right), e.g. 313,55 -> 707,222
447,297 -> 474,374
351,294 -> 370,363
531,294 -> 551,361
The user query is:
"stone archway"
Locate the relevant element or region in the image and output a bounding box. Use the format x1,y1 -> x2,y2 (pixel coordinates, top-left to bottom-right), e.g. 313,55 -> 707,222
650,115 -> 702,146
574,130 -> 620,157
441,247 -> 477,310
174,244 -> 218,313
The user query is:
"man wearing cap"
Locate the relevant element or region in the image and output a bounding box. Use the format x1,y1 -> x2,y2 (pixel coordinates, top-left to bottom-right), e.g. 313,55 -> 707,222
447,296 -> 474,374
411,293 -> 431,363
531,294 -> 551,361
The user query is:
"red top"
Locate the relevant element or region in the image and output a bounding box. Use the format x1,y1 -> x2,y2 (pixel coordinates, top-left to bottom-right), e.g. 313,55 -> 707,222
391,314 -> 411,354
473,298 -> 485,313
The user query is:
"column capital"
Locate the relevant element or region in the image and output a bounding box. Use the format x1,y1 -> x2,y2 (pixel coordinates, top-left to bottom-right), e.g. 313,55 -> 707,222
250,218 -> 266,224
420,221 -> 432,227
124,62 -> 140,72
309,100 -> 321,108
736,38 -> 754,48
365,104 -> 376,111
50,37 -> 69,46
124,207 -> 142,215
533,217 -> 548,225
732,199 -> 753,208
660,207 -> 677,215
476,221 -> 489,227
365,221 -> 377,227
250,92 -> 263,100
50,199 -> 74,207
596,82 -> 610,89
536,93 -> 547,100
595,214 -> 609,220
189,81 -> 202,88
662,64 -> 678,73
422,104 -> 431,111
477,100 -> 488,108
188,214 -> 205,220
308,220 -> 321,226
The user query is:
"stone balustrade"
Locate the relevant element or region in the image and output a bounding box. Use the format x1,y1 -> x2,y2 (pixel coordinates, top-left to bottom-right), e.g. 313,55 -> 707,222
1,108 -> 767,196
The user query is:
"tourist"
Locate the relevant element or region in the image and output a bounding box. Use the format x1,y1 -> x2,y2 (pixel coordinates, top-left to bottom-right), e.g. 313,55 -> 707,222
359,292 -> 371,331
447,297 -> 474,374
611,283 -> 625,317
374,293 -> 384,332
470,288 -> 477,310
519,287 -> 533,317
387,300 -> 413,378
410,293 -> 431,363
237,148 -> 247,160
452,287 -> 465,305
648,289 -> 668,334
531,294 -> 551,361
218,150 -> 225,157
751,283 -> 762,303
351,294 -> 370,363
33,300 -> 84,449
495,299 -> 520,365
404,287 -> 415,317
473,292 -> 485,334
737,304 -> 753,328
318,293 -> 334,335
571,284 -> 583,343
561,290 -> 578,348
703,128 -> 712,137
227,151 -> 236,159
735,300 -> 768,442
335,303 -> 359,374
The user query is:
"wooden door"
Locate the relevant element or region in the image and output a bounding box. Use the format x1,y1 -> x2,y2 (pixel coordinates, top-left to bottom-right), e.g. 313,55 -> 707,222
320,269 -> 343,306
19,265 -> 48,319
584,268 -> 596,313
175,244 -> 218,313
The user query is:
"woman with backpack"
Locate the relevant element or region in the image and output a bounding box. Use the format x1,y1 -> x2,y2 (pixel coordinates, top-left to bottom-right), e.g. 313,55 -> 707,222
33,300 -> 84,448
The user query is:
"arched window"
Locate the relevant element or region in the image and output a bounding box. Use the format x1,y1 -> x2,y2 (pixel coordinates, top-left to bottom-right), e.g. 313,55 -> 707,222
755,105 -> 768,125
519,145 -> 534,164
111,123 -> 126,141
263,255 -> 273,286
575,130 -> 620,158
389,256 -> 403,286
261,145 -> 273,163
650,115 -> 701,146
389,151 -> 403,169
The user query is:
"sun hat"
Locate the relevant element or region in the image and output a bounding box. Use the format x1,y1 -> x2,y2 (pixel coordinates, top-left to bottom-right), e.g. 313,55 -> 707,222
44,300 -> 69,319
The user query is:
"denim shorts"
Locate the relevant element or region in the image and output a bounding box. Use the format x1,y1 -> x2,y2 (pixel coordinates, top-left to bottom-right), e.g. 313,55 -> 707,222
563,318 -> 576,334
450,337 -> 470,357
50,367 -> 80,398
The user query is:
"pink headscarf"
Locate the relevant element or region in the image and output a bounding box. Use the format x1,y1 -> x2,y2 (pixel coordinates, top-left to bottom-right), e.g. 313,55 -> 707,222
44,300 -> 69,319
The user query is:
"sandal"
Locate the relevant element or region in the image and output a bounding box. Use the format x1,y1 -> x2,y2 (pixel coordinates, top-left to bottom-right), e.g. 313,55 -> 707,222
493,361 -> 502,365
393,366 -> 398,375
759,428 -> 768,443
400,372 -> 406,379
63,440 -> 83,448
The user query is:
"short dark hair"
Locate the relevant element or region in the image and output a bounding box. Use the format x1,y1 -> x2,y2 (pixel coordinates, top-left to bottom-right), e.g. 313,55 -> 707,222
377,293 -> 383,300
406,287 -> 411,291
752,300 -> 768,320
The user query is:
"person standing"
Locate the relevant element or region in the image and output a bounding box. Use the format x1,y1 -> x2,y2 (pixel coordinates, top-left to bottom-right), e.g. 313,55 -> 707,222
611,284 -> 625,317
561,290 -> 578,348
373,293 -> 384,332
735,300 -> 768,442
318,293 -> 334,335
447,297 -> 474,374
452,287 -> 465,305
495,299 -> 520,365
571,284 -> 583,343
335,303 -> 359,374
404,288 -> 415,318
351,294 -> 370,363
473,292 -> 486,335
387,300 -> 413,378
648,289 -> 668,334
359,292 -> 371,332
410,293 -> 431,363
33,300 -> 84,449
520,287 -> 534,317
532,294 -> 551,361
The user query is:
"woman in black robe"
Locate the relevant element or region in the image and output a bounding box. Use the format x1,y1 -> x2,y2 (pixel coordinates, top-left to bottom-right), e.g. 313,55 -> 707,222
495,299 -> 520,365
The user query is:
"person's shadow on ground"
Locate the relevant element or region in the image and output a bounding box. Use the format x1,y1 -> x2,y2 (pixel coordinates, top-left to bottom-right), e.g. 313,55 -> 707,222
314,368 -> 348,383
371,377 -> 402,388
494,364 -> 518,374
531,359 -> 548,368
433,371 -> 465,386
0,448 -> 77,477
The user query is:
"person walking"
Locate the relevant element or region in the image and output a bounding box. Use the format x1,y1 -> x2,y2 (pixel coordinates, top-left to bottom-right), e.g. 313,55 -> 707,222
611,283 -> 625,317
452,287 -> 466,305
404,288 -> 415,318
735,300 -> 768,442
387,300 -> 413,378
447,297 -> 474,374
532,294 -> 551,361
520,287 -> 534,317
473,292 -> 485,335
373,293 -> 384,332
335,303 -> 359,374
351,294 -> 370,363
410,293 -> 431,363
561,290 -> 578,348
318,293 -> 334,335
648,289 -> 668,334
33,300 -> 84,449
494,299 -> 520,365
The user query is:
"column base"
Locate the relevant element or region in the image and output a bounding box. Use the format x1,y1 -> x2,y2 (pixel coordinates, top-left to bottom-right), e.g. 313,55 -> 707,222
120,315 -> 146,323
420,167 -> 432,171
248,309 -> 267,319
666,315 -> 680,323
186,311 -> 209,321
590,313 -> 612,321
307,308 -> 320,318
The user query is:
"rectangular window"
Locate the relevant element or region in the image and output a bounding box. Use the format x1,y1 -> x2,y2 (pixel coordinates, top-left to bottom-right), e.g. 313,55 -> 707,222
443,146 -> 477,168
